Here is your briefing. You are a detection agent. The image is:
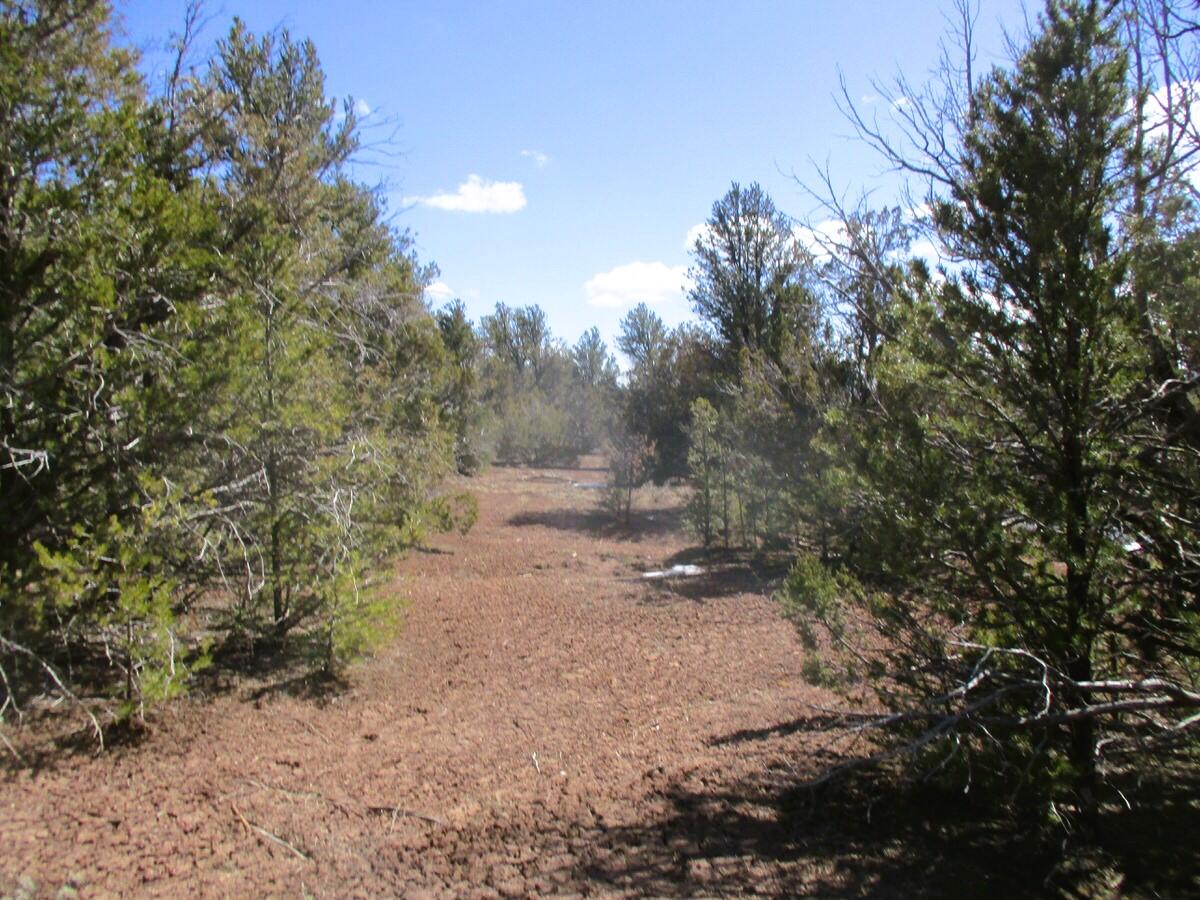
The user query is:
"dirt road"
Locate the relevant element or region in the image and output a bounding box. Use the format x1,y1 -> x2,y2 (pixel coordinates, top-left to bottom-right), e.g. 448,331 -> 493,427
1,462 -> 855,896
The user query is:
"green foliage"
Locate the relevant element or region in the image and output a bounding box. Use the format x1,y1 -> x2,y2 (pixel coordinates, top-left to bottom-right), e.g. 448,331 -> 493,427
436,301 -> 489,474
190,20 -> 466,658
684,398 -> 721,544
689,182 -> 815,368
669,180 -> 838,551
785,0 -> 1200,805
618,306 -> 719,481
315,553 -> 403,674
0,3 -> 473,730
29,504 -> 207,719
603,427 -> 654,527
0,0 -> 223,717
568,327 -> 620,452
680,343 -> 834,551
478,304 -> 619,465
489,387 -> 577,465
616,303 -> 670,370
777,555 -> 868,687
426,490 -> 481,537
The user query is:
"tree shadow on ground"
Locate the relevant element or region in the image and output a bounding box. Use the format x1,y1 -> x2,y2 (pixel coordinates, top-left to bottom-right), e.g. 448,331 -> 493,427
457,709 -> 1199,897
2,615 -> 364,772
709,712 -> 851,744
507,505 -> 684,542
1,708 -> 147,772
0,639 -> 195,769
492,460 -> 608,473
639,546 -> 793,604
196,630 -> 352,706
2,633 -> 350,772
527,735 -> 1200,897
414,544 -> 454,556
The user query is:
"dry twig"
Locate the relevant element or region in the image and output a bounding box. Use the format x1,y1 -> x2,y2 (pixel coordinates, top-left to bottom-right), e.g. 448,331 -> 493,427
232,803 -> 311,862
290,716 -> 332,745
366,805 -> 448,829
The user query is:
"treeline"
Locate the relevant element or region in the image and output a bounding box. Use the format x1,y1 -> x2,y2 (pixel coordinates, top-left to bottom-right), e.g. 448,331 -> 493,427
470,305 -> 619,469
611,0 -> 1199,819
0,1 -> 478,730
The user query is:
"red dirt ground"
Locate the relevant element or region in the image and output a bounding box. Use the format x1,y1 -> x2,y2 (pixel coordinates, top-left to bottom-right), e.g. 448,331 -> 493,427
0,462 -> 921,897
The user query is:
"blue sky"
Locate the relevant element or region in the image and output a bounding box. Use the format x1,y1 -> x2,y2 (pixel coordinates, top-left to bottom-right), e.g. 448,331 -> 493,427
117,0 -> 1028,359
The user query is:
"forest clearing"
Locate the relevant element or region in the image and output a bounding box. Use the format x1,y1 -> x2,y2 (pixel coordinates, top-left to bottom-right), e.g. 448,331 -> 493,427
2,462 -> 1193,897
4,0 -> 1199,895
1,462 -> 834,896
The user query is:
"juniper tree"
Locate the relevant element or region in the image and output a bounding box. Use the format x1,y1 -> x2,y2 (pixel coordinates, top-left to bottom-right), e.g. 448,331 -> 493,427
0,0 -> 218,715
784,0 -> 1200,811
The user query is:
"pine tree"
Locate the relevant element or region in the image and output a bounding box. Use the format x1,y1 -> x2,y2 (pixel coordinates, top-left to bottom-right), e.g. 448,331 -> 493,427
199,22 -> 460,663
684,398 -> 721,545
785,0 -> 1200,810
689,182 -> 812,367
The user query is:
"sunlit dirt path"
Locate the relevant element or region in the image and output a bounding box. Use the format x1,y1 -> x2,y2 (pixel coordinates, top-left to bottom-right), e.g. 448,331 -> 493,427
2,462 -> 843,897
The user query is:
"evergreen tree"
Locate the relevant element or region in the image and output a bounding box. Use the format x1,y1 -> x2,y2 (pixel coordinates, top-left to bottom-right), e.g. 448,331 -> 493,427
617,306 -> 719,481
199,21 -> 460,660
203,20 -> 362,635
684,398 -> 721,545
0,0 -> 218,714
689,182 -> 812,367
785,0 -> 1200,810
436,300 -> 487,473
567,327 -> 619,454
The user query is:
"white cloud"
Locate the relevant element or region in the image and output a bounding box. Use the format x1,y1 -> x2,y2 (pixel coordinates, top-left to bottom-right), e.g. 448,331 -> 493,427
520,149 -> 550,167
409,174 -> 527,214
907,236 -> 943,267
684,222 -> 711,251
584,261 -> 691,309
793,218 -> 848,259
1142,80 -> 1199,134
1142,81 -> 1200,186
425,280 -> 455,302
353,98 -> 372,117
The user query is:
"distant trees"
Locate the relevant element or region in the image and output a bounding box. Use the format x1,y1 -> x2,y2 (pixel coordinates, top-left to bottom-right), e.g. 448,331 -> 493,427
436,301 -> 486,474
684,399 -> 722,545
477,303 -> 619,466
689,182 -> 813,367
616,304 -> 718,482
616,302 -> 670,370
671,181 -> 835,549
569,327 -> 620,452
